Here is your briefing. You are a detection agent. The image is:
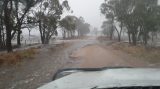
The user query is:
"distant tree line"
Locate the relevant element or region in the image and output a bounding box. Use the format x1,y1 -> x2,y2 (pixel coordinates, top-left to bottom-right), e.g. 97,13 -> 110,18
59,16 -> 90,39
100,0 -> 160,46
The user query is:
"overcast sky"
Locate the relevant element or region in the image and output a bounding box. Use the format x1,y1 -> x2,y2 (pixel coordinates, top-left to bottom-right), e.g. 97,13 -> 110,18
66,0 -> 105,30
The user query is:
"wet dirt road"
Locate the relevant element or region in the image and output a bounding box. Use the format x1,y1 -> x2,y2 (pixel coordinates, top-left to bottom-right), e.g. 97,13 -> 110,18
70,44 -> 151,68
0,37 -> 99,89
0,36 -> 156,89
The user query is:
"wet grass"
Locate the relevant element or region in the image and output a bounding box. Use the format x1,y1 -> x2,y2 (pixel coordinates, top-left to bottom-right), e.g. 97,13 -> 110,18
0,48 -> 38,66
49,42 -> 72,52
112,42 -> 160,63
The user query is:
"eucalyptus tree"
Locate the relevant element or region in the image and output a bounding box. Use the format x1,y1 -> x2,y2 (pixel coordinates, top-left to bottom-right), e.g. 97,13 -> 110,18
1,0 -> 69,52
100,0 -> 121,41
76,17 -> 90,36
100,0 -> 160,46
101,20 -> 113,38
76,17 -> 84,36
78,23 -> 90,36
101,21 -> 108,36
3,0 -> 15,52
60,16 -> 90,38
59,17 -> 68,39
59,15 -> 77,38
34,0 -> 70,44
1,0 -> 42,52
12,0 -> 42,46
0,1 -> 5,49
120,0 -> 160,45
135,0 -> 160,45
100,0 -> 136,42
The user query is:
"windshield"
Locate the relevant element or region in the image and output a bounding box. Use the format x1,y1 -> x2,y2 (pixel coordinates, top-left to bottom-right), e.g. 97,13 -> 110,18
0,0 -> 160,89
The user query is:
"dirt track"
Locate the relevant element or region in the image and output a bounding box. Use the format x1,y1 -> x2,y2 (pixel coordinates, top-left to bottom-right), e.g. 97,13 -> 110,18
70,44 -> 152,68
0,36 -> 159,89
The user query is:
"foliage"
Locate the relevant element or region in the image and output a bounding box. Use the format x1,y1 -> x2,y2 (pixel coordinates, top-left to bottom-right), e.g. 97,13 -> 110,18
60,16 -> 90,38
101,20 -> 113,38
34,0 -> 70,44
0,0 -> 70,52
100,0 -> 160,46
59,15 -> 77,38
76,17 -> 90,36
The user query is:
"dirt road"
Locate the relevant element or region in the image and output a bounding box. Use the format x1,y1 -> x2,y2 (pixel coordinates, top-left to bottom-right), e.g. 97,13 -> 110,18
0,37 -> 158,89
70,44 -> 152,68
70,37 -> 156,68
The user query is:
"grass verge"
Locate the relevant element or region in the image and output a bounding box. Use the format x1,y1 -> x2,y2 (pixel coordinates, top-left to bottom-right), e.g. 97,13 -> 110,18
0,48 -> 38,66
112,42 -> 160,63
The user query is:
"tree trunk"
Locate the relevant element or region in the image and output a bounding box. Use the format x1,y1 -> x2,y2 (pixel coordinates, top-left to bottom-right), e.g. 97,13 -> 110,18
2,29 -> 5,47
143,33 -> 148,46
119,22 -> 123,41
0,26 -> 2,48
39,21 -> 45,44
78,29 -> 80,37
114,26 -> 121,42
128,32 -> 131,44
4,0 -> 13,52
110,28 -> 113,40
132,33 -> 137,46
44,39 -> 49,44
63,29 -> 66,39
28,29 -> 31,44
67,31 -> 69,38
0,17 -> 5,49
17,30 -> 21,46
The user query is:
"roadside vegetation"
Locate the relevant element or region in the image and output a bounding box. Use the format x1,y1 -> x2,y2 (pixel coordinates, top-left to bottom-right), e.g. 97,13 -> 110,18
100,0 -> 160,47
100,0 -> 160,61
0,0 -> 91,67
0,0 -> 90,53
112,42 -> 160,63
0,48 -> 38,66
59,16 -> 90,39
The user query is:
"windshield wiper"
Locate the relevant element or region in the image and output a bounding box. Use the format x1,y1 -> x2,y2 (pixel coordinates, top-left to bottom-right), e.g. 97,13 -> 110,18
91,86 -> 160,89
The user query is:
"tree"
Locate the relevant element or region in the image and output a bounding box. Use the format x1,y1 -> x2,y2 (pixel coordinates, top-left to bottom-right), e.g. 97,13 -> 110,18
100,0 -> 119,41
0,0 -> 42,52
100,0 -> 160,46
93,27 -> 98,36
35,0 -> 70,44
4,0 -> 13,52
25,23 -> 35,44
78,23 -> 90,36
60,16 -> 90,38
0,1 -> 5,50
13,0 -> 42,46
101,20 -> 113,38
0,0 -> 70,52
75,17 -> 90,36
59,15 -> 77,38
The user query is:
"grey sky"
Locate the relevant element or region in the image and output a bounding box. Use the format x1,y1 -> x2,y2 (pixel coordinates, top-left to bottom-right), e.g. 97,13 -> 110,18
67,0 -> 105,30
